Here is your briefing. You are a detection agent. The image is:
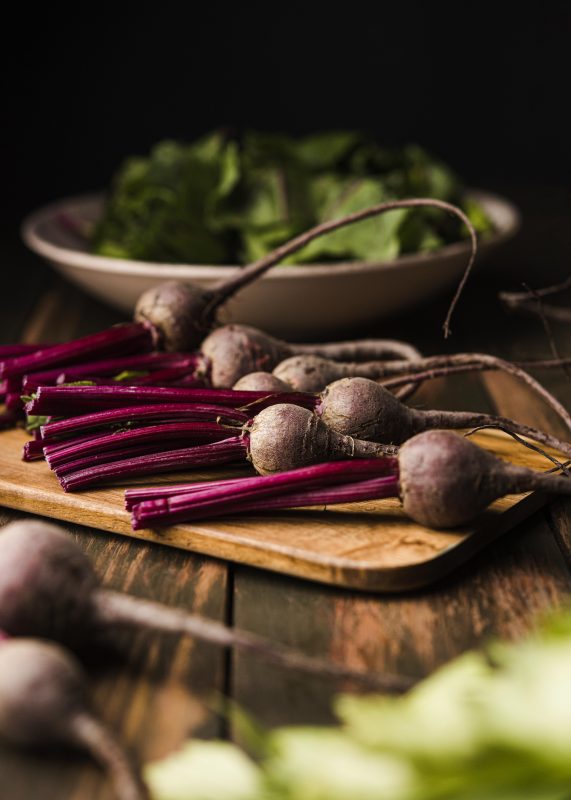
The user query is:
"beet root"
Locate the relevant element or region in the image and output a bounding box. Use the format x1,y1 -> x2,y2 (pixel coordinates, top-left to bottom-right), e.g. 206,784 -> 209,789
0,639 -> 87,748
134,280 -> 216,352
399,430 -> 571,528
318,377 -> 571,458
0,520 -> 97,645
319,377 -> 414,443
233,371 -> 292,392
246,403 -> 396,475
202,323 -> 421,388
200,324 -> 291,387
0,638 -> 148,800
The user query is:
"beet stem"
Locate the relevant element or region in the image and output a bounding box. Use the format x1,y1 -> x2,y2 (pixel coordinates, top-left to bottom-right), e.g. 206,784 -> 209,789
0,324 -> 154,380
414,410 -> 571,460
70,711 -> 150,800
124,458 -> 397,510
60,437 -> 248,492
27,385 -> 315,416
94,590 -> 412,694
44,422 -> 231,469
378,352 -> 571,433
40,404 -> 247,442
208,198 -> 477,337
132,473 -> 400,527
294,338 -> 422,362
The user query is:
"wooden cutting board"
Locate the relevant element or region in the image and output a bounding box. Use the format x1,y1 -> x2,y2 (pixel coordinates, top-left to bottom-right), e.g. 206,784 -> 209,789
0,426 -> 560,591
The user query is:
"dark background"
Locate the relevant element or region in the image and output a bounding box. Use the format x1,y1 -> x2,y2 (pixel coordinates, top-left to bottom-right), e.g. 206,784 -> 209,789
1,2 -> 570,286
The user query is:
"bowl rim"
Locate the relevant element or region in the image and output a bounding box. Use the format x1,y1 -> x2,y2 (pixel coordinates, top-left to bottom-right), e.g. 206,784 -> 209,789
21,189 -> 520,280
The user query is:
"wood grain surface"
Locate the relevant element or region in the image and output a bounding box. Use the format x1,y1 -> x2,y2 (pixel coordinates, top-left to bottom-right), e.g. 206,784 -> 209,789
2,198 -> 571,798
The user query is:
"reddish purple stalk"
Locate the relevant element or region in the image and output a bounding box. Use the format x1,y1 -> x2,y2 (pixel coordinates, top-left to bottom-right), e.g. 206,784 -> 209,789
21,352 -> 202,392
26,385 -> 316,417
0,410 -> 19,430
39,404 -> 246,443
0,323 -> 154,380
0,344 -> 45,358
130,462 -> 400,528
60,437 -> 247,492
44,422 -> 232,469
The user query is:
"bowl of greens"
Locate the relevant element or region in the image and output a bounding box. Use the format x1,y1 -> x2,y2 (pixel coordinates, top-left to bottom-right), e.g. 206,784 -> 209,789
22,131 -> 519,336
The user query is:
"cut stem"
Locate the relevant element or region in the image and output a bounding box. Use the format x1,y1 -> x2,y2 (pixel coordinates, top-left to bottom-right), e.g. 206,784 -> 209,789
60,437 -> 248,492
0,323 -> 154,380
39,404 -> 247,443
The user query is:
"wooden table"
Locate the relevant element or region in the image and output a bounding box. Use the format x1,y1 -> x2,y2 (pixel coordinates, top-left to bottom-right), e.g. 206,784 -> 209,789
2,183 -> 571,798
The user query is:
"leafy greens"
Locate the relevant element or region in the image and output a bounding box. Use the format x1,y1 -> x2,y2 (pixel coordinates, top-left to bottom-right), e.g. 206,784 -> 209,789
92,131 -> 493,265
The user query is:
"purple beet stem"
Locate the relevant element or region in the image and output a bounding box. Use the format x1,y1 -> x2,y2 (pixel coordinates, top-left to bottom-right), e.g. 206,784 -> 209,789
0,344 -> 45,358
125,458 -> 397,509
44,422 -> 231,468
0,323 -> 154,379
22,353 -> 201,391
60,436 -> 248,492
26,386 -> 316,416
39,404 -> 247,443
131,470 -> 400,528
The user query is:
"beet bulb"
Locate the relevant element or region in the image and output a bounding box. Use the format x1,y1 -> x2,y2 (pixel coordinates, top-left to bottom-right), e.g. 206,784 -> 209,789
0,521 -> 412,694
398,429 -> 571,527
318,377 -> 571,458
135,197 -> 477,352
0,638 -> 148,800
201,323 -> 422,388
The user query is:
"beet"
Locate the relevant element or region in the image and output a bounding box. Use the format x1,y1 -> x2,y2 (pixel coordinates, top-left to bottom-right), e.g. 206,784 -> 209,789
398,430 -> 571,527
0,521 -> 412,693
246,403 -> 394,475
233,371 -> 292,391
202,324 -> 422,388
135,197 -> 476,352
0,637 -> 148,800
318,377 -> 571,457
269,350 -> 571,398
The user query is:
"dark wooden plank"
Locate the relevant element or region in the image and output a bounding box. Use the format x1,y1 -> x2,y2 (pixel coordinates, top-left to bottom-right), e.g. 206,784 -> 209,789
0,285 -> 230,799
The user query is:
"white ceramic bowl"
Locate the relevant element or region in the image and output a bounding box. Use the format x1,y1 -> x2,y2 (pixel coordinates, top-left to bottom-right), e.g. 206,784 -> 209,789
22,191 -> 519,338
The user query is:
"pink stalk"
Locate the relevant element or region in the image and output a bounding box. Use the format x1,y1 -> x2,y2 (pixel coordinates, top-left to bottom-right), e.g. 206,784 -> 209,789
53,443 -> 191,478
5,393 -> 25,411
132,472 -> 400,528
44,422 -> 231,469
0,344 -> 45,358
125,477 -> 261,510
22,353 -> 201,392
39,404 -> 246,443
23,440 -> 47,461
128,459 -> 397,506
60,437 -> 248,492
0,323 -> 154,380
0,410 -> 19,430
26,385 -> 316,417
127,459 -> 397,505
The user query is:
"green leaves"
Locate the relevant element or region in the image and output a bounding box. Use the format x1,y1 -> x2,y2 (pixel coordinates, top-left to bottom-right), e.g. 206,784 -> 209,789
92,132 -> 493,265
146,610 -> 571,799
145,741 -> 263,800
